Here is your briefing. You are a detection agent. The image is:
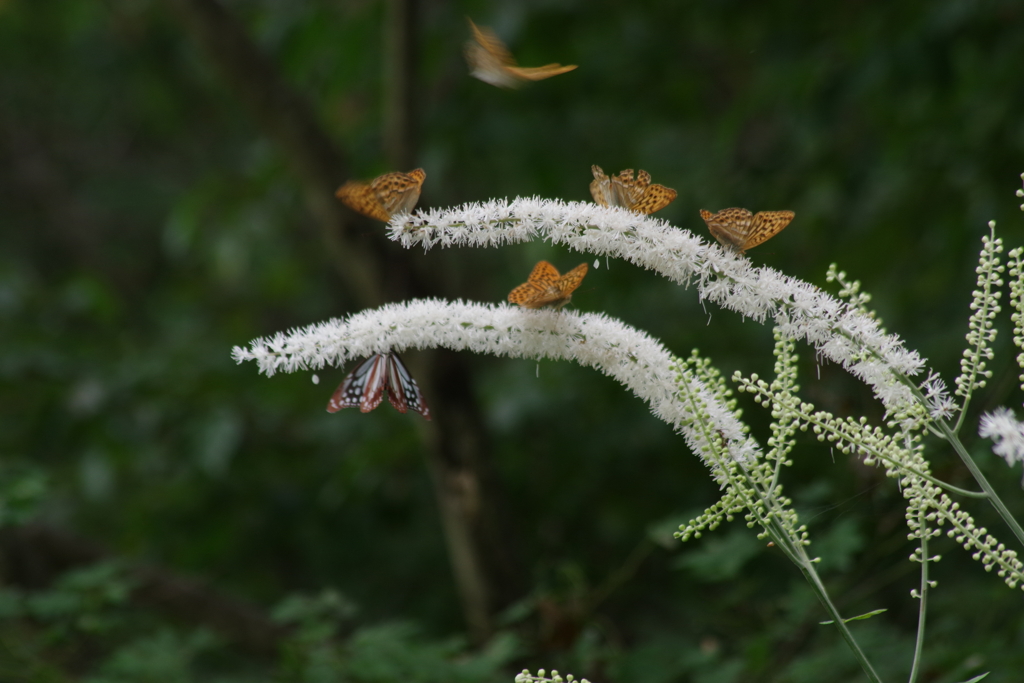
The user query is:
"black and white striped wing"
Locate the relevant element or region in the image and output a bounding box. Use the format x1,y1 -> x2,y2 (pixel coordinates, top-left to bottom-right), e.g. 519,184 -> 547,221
384,353 -> 431,420
326,354 -> 388,413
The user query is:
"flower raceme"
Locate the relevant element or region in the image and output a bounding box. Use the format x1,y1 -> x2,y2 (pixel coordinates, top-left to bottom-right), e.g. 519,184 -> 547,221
236,179 -> 1024,683
232,300 -> 756,475
386,196 -> 924,413
233,181 -> 972,493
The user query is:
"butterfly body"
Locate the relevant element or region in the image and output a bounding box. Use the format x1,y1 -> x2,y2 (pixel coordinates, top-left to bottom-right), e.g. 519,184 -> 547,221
699,207 -> 795,254
465,19 -> 577,89
508,260 -> 588,309
590,165 -> 677,215
335,168 -> 426,222
327,352 -> 431,420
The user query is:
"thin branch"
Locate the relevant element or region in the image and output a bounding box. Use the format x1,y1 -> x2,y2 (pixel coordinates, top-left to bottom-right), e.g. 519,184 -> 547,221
908,508 -> 931,683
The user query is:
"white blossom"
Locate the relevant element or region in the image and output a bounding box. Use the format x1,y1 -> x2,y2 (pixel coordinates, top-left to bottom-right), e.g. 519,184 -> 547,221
233,299 -> 758,474
920,371 -> 956,420
389,198 -> 925,410
979,407 -> 1024,471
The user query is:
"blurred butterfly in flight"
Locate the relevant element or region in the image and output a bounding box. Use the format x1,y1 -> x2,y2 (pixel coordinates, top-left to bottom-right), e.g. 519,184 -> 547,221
335,169 -> 426,222
508,260 -> 588,309
589,166 -> 677,215
465,19 -> 577,89
327,352 -> 431,420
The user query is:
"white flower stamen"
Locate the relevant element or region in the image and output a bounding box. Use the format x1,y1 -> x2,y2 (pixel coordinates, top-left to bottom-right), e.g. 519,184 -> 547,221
979,407 -> 1024,471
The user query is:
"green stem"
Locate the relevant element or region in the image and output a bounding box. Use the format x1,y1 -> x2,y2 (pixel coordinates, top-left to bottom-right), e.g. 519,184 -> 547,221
954,394 -> 972,435
704,426 -> 882,680
746,474 -> 883,682
769,520 -> 884,683
907,507 -> 929,683
954,227 -> 1002,433
937,419 -> 1024,548
761,387 -> 987,499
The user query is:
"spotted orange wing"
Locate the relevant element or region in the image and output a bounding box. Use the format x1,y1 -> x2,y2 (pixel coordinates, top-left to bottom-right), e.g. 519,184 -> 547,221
590,165 -> 675,215
508,261 -> 588,309
336,180 -> 389,222
556,263 -> 588,300
633,182 -> 678,215
335,168 -> 425,222
745,210 -> 795,250
700,207 -> 793,253
591,166 -> 646,207
616,169 -> 650,207
508,260 -> 560,308
372,168 -> 425,218
700,207 -> 754,252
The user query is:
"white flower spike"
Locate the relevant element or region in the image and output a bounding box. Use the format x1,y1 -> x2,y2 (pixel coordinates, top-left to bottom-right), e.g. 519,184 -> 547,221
388,197 -> 924,411
233,300 -> 758,475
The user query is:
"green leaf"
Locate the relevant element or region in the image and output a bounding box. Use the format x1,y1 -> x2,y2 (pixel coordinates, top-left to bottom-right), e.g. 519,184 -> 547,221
819,608 -> 887,625
956,674 -> 990,683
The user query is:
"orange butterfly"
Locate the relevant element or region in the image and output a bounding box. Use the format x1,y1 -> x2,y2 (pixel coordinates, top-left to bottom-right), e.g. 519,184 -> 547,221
589,166 -> 677,215
699,207 -> 795,254
335,168 -> 426,222
465,19 -> 577,89
508,261 -> 588,309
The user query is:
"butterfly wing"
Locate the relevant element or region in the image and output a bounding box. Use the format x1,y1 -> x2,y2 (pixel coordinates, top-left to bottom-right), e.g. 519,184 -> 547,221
744,211 -> 795,250
384,353 -> 431,420
556,263 -> 588,300
592,167 -> 673,213
591,166 -> 642,208
465,19 -> 522,88
505,63 -> 578,81
633,183 -> 677,215
628,169 -> 651,192
327,354 -> 388,413
465,19 -> 576,88
467,19 -> 515,66
337,169 -> 425,222
610,169 -> 647,208
507,281 -> 544,306
700,208 -> 755,252
509,260 -> 564,308
336,180 -> 391,222
589,165 -> 614,206
373,168 -> 426,218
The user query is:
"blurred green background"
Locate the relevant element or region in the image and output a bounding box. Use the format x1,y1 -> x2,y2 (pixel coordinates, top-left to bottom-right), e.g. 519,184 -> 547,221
2,0 -> 1023,681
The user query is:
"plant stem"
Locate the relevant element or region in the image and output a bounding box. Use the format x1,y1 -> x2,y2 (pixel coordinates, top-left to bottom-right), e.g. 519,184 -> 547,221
908,507 -> 930,683
741,375 -> 989,500
937,420 -> 1024,548
773,520 -> 885,683
747,474 -> 883,682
